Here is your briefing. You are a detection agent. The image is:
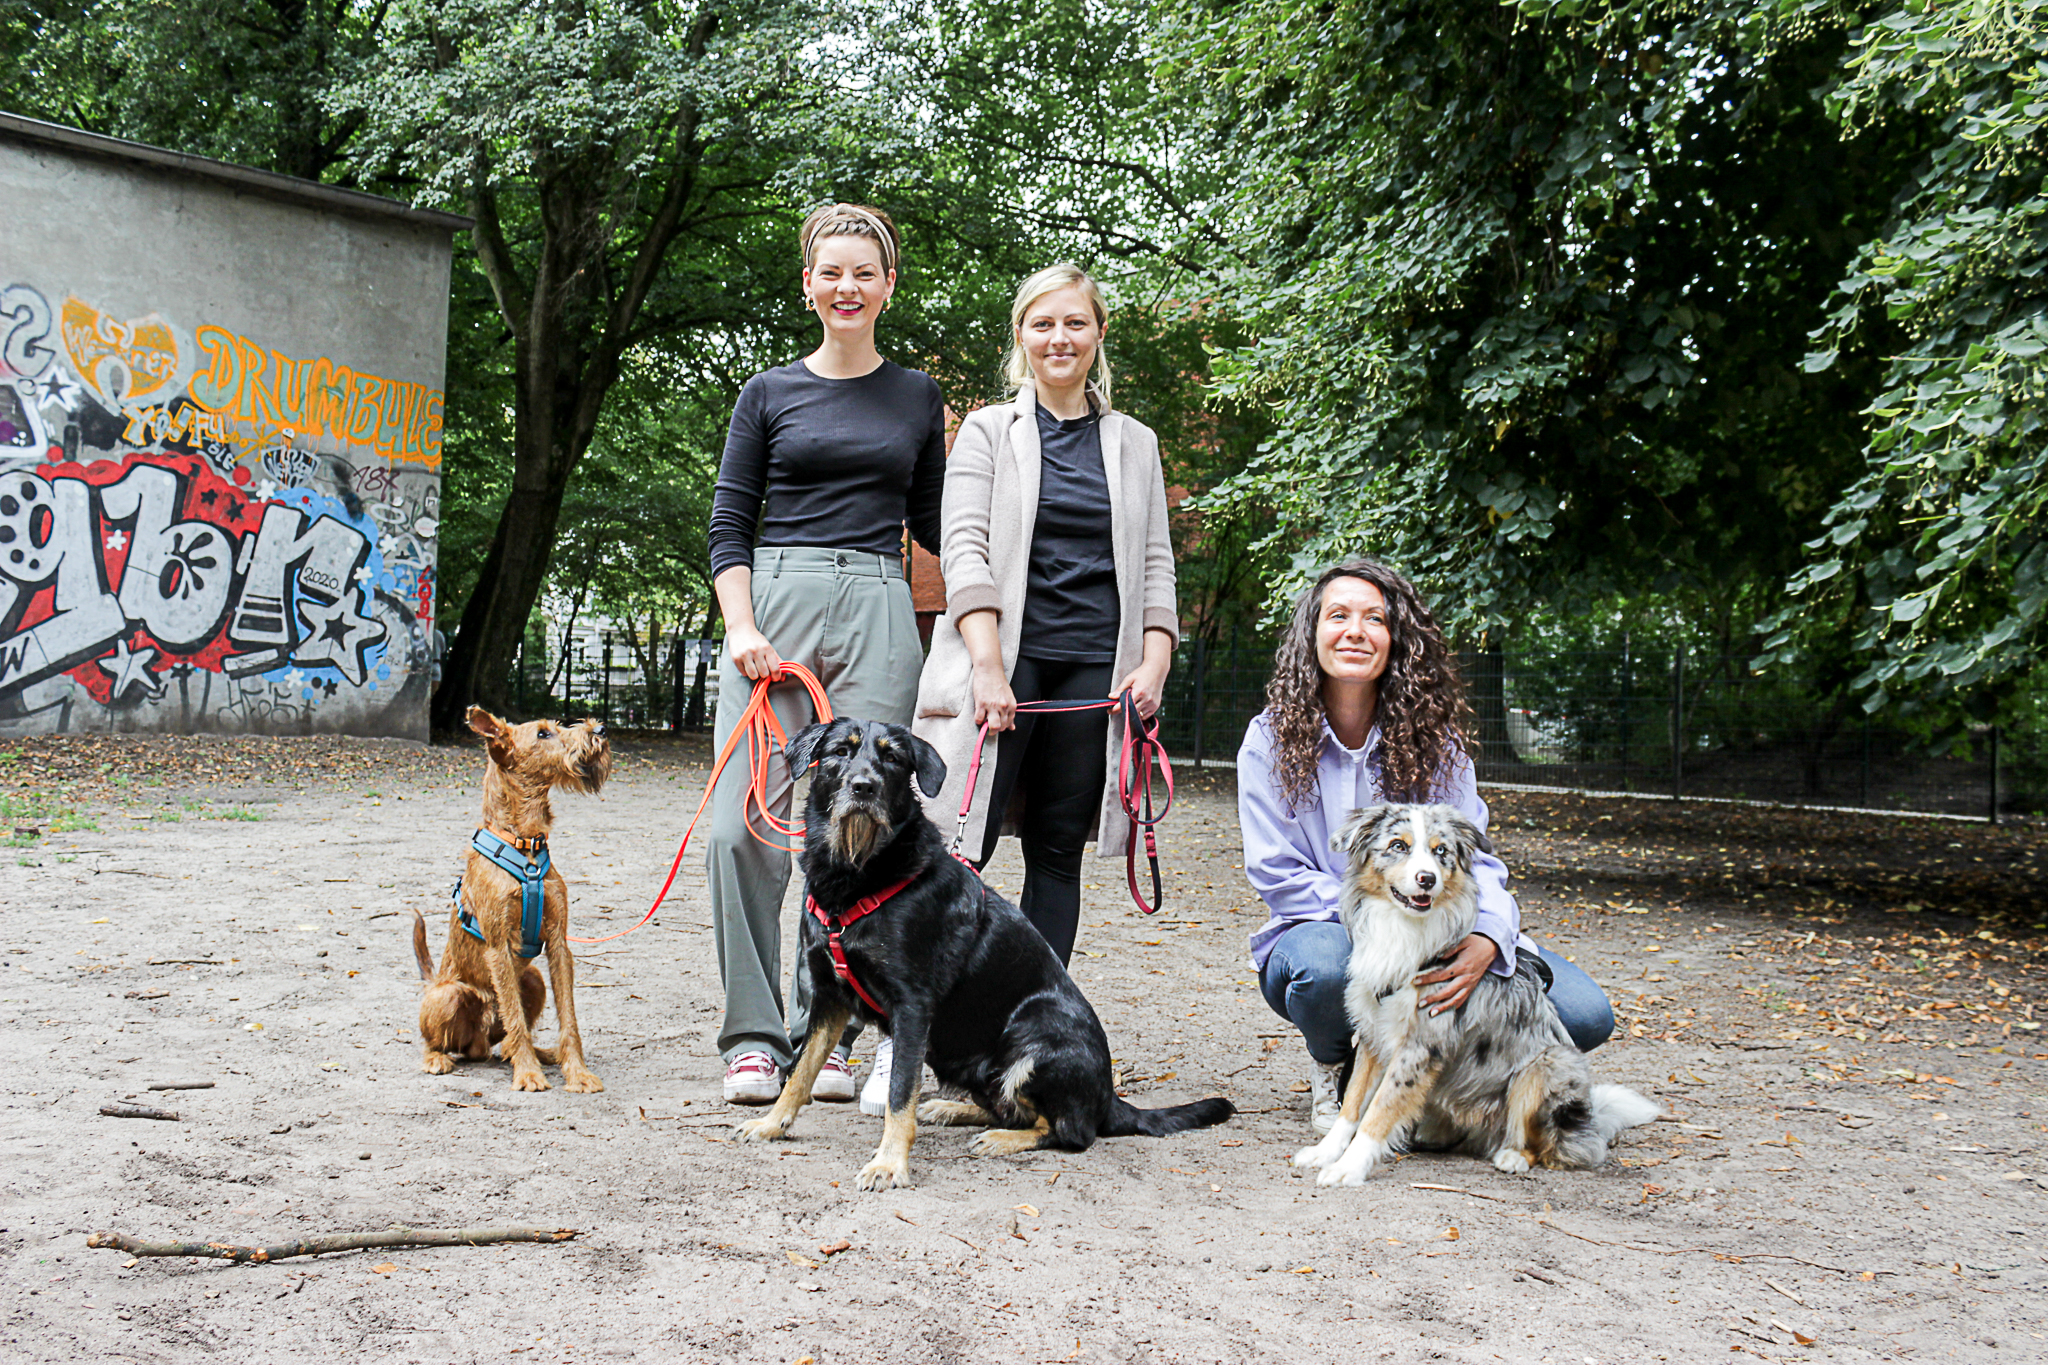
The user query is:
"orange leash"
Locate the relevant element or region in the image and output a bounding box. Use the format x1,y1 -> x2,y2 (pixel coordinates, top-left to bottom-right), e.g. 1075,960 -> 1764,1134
568,661 -> 833,946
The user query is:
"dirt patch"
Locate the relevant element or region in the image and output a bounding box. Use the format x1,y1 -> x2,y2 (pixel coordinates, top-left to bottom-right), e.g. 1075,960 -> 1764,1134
2,735 -> 2045,1362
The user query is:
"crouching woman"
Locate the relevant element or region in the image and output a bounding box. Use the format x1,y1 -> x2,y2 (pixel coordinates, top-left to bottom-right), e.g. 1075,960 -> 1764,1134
1238,559 -> 1615,1135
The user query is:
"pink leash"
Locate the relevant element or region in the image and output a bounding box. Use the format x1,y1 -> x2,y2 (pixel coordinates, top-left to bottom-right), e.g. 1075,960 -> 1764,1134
952,690 -> 1174,915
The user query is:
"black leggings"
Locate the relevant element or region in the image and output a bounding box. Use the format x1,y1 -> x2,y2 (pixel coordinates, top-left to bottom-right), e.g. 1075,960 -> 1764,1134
975,656 -> 1112,966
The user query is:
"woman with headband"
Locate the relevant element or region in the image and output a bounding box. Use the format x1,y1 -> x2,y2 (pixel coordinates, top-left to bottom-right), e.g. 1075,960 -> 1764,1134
705,203 -> 947,1107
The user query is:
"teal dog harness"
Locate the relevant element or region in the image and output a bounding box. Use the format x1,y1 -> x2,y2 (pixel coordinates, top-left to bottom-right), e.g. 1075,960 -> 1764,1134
451,828 -> 550,959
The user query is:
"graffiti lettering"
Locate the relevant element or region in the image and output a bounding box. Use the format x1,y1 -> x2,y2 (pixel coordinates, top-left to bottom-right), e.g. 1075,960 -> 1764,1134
121,402 -> 229,450
260,446 -> 320,488
0,271 -> 438,737
0,455 -> 389,709
191,324 -> 443,468
101,464 -> 237,651
1,285 -> 57,379
61,297 -> 184,408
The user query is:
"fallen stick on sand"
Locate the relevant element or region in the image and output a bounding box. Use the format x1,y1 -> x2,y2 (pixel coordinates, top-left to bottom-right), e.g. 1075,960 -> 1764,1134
146,1081 -> 215,1092
100,1103 -> 179,1121
86,1226 -> 580,1263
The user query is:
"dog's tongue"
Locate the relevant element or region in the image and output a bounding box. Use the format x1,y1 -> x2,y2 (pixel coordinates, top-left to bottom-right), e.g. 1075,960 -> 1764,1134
1405,892 -> 1433,910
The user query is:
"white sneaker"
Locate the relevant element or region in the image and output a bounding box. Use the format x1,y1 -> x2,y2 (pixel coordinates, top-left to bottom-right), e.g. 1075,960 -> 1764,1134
859,1036 -> 893,1116
1309,1057 -> 1346,1134
722,1049 -> 782,1105
813,1048 -> 857,1103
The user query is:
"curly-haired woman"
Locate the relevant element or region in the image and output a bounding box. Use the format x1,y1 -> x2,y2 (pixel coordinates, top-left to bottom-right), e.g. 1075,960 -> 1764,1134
1238,559 -> 1615,1134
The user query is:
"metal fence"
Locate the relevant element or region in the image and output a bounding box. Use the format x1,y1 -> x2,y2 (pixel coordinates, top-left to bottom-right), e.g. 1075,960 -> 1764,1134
506,631 -> 2043,820
509,632 -> 721,731
1157,638 -> 2039,821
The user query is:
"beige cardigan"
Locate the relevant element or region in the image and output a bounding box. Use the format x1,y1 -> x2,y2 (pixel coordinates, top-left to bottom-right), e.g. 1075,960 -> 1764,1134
912,385 -> 1178,856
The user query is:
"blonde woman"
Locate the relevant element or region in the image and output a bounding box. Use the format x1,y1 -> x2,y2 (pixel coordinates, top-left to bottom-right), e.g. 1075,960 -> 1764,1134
705,203 -> 946,1106
913,262 -> 1177,959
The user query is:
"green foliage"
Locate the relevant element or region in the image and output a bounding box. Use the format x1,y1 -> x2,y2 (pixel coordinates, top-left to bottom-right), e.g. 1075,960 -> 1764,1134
0,0 -> 388,180
1161,0 -> 1931,650
1763,0 -> 2048,717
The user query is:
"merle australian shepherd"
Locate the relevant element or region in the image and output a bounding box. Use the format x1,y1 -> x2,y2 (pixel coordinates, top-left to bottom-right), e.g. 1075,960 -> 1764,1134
1293,803 -> 1658,1186
736,717 -> 1233,1191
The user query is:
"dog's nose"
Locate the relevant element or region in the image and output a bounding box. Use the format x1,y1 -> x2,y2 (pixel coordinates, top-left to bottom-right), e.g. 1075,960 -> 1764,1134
848,774 -> 878,797
591,722 -> 607,738
1415,870 -> 1436,890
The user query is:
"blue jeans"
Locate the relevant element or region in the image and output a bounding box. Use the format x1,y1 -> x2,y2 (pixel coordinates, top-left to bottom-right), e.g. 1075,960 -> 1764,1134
1258,920 -> 1615,1062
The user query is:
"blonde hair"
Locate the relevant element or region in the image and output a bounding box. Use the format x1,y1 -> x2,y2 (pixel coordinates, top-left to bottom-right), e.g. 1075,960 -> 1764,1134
799,202 -> 901,276
1003,262 -> 1113,409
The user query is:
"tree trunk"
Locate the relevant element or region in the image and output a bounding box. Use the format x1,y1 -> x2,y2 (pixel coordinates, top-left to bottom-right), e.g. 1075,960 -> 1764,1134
432,474 -> 574,728
427,15 -> 716,733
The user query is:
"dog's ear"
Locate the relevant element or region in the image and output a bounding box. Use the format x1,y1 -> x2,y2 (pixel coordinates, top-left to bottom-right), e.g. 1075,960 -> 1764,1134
782,721 -> 834,777
1432,805 -> 1488,865
1333,803 -> 1395,857
467,706 -> 515,765
905,731 -> 947,798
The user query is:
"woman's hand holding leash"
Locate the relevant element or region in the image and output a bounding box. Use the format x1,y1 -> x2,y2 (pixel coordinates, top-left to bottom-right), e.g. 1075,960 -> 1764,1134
726,623 -> 782,681
1113,627 -> 1174,719
712,566 -> 783,681
1416,933 -> 1498,1015
1112,662 -> 1167,718
971,661 -> 1017,731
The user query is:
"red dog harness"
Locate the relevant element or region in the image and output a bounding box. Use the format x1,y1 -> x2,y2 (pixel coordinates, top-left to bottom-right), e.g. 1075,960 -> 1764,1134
805,874 -> 915,1020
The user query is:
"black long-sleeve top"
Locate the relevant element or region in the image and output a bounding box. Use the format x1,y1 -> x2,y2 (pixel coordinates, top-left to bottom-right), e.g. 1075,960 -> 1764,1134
707,359 -> 947,580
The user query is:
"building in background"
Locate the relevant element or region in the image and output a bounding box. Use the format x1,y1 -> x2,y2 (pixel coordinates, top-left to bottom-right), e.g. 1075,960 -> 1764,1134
0,114 -> 462,740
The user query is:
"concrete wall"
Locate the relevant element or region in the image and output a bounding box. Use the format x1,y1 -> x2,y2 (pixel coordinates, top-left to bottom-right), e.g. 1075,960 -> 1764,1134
0,116 -> 462,740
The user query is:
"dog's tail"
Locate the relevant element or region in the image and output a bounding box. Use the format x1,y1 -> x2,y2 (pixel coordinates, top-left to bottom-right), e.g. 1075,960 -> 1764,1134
411,907 -> 436,982
1590,1084 -> 1660,1141
1099,1095 -> 1236,1139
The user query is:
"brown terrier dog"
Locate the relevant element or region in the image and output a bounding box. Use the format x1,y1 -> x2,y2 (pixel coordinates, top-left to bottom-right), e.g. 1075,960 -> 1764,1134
410,705 -> 612,1092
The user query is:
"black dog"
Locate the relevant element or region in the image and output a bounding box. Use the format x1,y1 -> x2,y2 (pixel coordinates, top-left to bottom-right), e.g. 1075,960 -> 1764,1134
736,716 -> 1233,1190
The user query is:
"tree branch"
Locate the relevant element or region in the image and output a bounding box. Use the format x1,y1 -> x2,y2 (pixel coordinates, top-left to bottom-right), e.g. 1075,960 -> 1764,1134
569,8 -> 721,453
469,145 -> 531,341
971,134 -> 1243,263
603,11 -> 720,349
88,1226 -> 578,1264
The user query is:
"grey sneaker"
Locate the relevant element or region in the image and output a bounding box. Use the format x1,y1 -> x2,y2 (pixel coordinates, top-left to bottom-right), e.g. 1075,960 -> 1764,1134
812,1048 -> 857,1103
1309,1057 -> 1346,1134
859,1036 -> 893,1116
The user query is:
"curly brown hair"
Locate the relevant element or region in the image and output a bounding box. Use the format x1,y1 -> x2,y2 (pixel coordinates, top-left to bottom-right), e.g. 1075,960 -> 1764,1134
1262,559 -> 1474,811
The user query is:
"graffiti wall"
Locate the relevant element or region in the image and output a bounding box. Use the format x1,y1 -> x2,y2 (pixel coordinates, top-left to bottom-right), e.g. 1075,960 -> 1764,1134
1,116 -> 458,738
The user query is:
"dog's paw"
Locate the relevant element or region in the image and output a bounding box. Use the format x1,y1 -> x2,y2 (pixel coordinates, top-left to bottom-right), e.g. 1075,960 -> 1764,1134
1317,1158 -> 1374,1187
1491,1147 -> 1533,1175
856,1155 -> 912,1191
918,1099 -> 991,1127
1292,1143 -> 1334,1169
969,1127 -> 1046,1157
736,1116 -> 788,1143
420,1052 -> 456,1075
512,1069 -> 552,1092
563,1070 -> 604,1094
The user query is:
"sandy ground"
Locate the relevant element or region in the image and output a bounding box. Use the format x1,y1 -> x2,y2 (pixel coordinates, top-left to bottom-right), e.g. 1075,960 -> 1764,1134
2,732 -> 2045,1364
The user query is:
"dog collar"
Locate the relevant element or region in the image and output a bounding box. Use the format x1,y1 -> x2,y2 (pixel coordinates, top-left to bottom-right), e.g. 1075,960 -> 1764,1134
805,874 -> 917,1020
454,827 -> 551,959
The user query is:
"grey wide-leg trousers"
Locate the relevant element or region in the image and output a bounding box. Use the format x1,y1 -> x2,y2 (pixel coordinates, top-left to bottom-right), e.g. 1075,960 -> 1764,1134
708,546 -> 922,1067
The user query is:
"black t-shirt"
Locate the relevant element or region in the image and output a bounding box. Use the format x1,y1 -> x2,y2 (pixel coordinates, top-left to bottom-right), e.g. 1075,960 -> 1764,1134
1018,404 -> 1120,663
707,359 -> 947,579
